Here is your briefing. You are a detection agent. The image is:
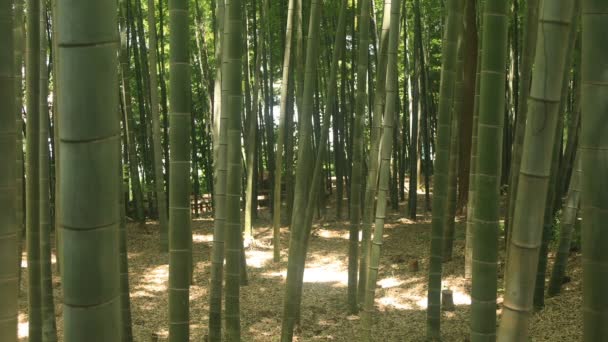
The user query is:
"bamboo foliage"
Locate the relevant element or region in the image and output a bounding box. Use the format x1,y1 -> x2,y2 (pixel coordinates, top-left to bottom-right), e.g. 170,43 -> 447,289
56,0 -> 122,339
0,0 -> 18,339
497,1 -> 576,340
580,0 -> 608,339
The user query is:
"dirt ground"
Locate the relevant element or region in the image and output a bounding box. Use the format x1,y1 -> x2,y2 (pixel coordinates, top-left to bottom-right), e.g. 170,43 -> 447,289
18,202 -> 583,341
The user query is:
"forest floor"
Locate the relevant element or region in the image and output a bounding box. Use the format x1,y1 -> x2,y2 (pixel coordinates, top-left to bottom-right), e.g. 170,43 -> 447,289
18,197 -> 583,341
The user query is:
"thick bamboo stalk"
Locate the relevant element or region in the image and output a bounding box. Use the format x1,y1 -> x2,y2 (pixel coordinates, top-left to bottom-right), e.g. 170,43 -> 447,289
497,1 -> 576,339
56,0 -> 123,338
223,0 -> 244,339
167,0 -> 192,338
580,1 -> 608,339
470,0 -> 509,339
0,0 -> 19,339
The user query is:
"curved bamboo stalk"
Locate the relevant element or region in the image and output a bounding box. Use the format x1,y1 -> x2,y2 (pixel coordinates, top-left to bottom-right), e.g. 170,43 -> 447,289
505,0 -> 539,241
357,0 -> 391,305
360,1 -> 401,339
280,0 -> 321,327
497,1 -> 576,340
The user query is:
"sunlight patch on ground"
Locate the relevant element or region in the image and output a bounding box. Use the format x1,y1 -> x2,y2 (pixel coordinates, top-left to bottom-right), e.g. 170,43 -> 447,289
133,264 -> 168,297
18,313 -> 28,338
192,217 -> 213,222
263,255 -> 348,285
374,275 -> 472,311
316,229 -> 349,240
378,296 -> 418,310
245,249 -> 274,268
442,276 -> 472,305
192,233 -> 213,243
127,252 -> 141,260
378,277 -> 405,289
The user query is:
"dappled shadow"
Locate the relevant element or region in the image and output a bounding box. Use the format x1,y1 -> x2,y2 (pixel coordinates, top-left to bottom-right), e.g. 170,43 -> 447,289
17,196 -> 583,341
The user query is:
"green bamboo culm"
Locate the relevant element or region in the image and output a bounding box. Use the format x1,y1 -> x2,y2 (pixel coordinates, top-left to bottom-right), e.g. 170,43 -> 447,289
118,0 -> 145,225
56,0 -> 123,339
469,0 -> 509,340
14,0 -> 26,287
272,0 -> 296,263
0,0 -> 19,339
533,4 -> 579,308
348,0 -> 370,314
442,18 -> 463,262
505,0 -> 539,240
580,0 -> 608,339
39,1 -> 57,339
496,0 -> 576,340
26,0 -> 43,338
208,0 -> 225,340
357,0 -> 391,304
547,150 -> 581,297
280,0 -> 322,340
119,178 -> 133,342
223,0 -> 244,339
147,0 -> 169,252
168,0 -> 192,338
464,33 -> 482,282
426,0 -> 461,339
289,0 -> 349,336
360,0 -> 401,339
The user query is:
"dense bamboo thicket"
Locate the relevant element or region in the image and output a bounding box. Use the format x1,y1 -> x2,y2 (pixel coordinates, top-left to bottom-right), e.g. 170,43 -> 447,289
6,0 -> 607,341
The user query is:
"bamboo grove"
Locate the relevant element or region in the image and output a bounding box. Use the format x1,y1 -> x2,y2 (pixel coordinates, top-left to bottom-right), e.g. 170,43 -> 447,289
1,0 -> 606,341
